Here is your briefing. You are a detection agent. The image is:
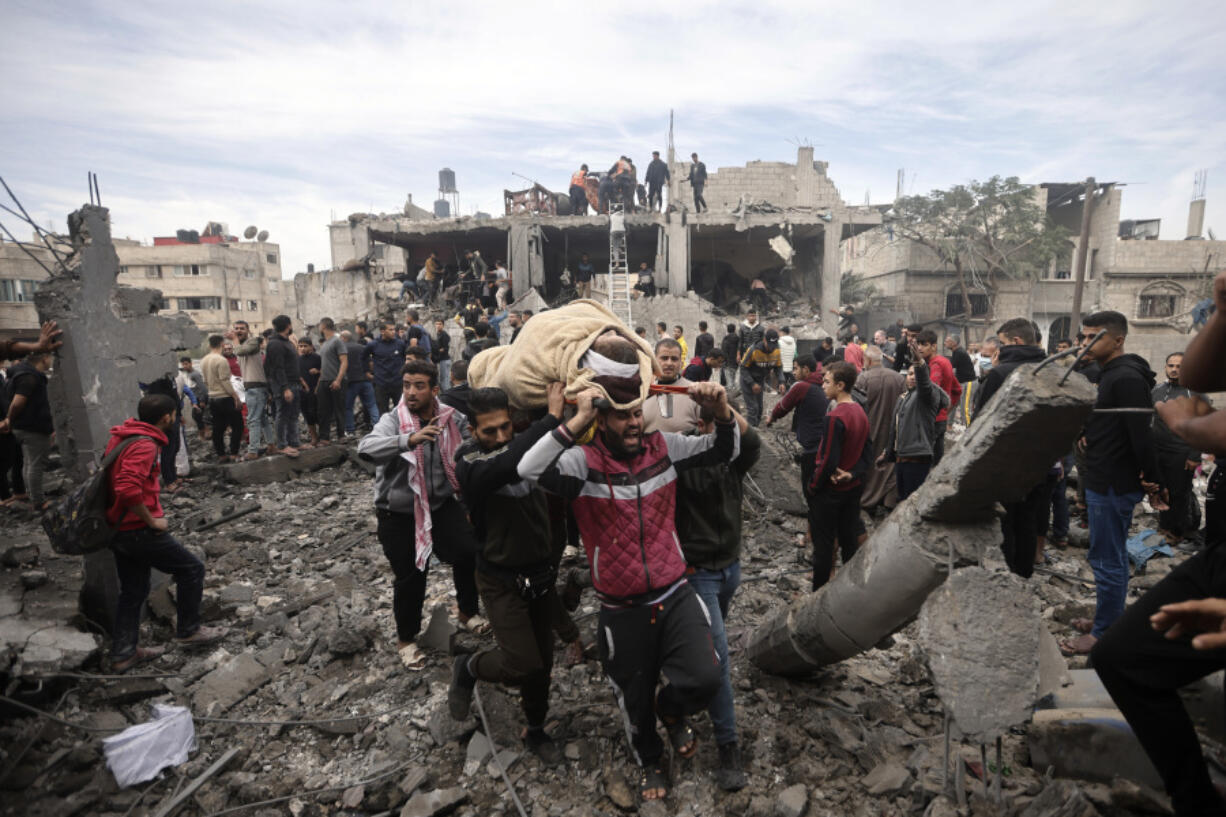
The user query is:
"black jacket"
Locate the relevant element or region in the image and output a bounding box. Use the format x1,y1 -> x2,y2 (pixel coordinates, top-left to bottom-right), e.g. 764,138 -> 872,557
694,332 -> 715,360
263,334 -> 300,393
1083,354 -> 1160,495
950,347 -> 976,383
1151,382 -> 1207,459
456,415 -> 560,571
720,332 -> 740,364
645,158 -> 670,186
675,426 -> 761,569
4,361 -> 52,434
972,344 -> 1046,420
687,161 -> 707,186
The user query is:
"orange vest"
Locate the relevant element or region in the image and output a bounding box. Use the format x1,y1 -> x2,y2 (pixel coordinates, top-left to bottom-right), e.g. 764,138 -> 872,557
571,170 -> 586,188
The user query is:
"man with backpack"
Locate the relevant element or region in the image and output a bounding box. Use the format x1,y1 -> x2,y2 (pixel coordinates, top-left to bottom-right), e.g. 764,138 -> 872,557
105,394 -> 226,672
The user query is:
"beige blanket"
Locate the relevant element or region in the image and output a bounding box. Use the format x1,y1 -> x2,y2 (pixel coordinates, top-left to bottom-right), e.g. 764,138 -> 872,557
467,299 -> 656,410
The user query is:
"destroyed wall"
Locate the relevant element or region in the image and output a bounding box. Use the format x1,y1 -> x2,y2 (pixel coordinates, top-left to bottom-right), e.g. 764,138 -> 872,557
1045,186 -> 1121,278
292,267 -> 383,328
672,147 -> 844,214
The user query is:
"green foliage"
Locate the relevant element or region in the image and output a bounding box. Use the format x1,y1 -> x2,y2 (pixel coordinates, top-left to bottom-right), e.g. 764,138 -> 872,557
890,176 -> 1070,317
840,271 -> 878,307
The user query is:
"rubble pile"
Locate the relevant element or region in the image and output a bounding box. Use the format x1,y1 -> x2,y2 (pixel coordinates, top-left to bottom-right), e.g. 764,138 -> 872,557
0,418 -> 1213,816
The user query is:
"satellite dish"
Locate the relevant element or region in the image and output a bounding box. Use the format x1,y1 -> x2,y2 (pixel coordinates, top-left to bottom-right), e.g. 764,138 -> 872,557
257,230 -> 269,242
243,226 -> 258,239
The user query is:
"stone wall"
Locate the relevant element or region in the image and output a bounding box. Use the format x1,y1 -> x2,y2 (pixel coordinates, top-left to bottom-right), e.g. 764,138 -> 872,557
670,147 -> 844,214
292,267 -> 386,328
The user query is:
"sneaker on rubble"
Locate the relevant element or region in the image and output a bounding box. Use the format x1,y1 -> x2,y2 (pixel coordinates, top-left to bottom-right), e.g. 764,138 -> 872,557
448,655 -> 476,721
715,742 -> 747,791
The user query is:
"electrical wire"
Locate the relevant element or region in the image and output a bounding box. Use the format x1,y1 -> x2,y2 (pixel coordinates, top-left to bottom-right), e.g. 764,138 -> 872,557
473,685 -> 529,817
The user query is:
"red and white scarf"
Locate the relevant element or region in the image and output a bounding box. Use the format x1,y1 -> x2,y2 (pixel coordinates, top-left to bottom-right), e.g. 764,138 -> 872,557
397,397 -> 463,570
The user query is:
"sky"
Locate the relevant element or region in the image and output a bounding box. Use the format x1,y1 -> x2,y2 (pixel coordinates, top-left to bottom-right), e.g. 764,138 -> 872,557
2,0 -> 1225,279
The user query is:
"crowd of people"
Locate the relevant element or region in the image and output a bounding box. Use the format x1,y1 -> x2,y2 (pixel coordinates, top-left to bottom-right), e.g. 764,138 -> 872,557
12,272 -> 1226,811
567,151 -> 708,216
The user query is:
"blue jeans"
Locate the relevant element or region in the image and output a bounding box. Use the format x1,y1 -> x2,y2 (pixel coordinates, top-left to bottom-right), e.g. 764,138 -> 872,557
437,359 -> 451,391
275,386 -> 301,448
245,385 -> 274,454
111,528 -> 205,660
1086,487 -> 1141,637
686,562 -> 741,746
344,379 -> 380,434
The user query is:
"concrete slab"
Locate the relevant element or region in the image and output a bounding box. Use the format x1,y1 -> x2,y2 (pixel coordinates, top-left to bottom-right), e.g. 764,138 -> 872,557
1028,707 -> 1162,790
219,445 -> 348,484
192,652 -> 274,713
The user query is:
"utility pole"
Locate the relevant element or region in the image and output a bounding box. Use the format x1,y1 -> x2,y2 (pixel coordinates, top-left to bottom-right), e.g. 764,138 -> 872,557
1069,177 -> 1096,332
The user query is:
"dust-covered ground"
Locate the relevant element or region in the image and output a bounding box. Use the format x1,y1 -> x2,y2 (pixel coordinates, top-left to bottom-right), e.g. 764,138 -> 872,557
0,409 -> 1212,817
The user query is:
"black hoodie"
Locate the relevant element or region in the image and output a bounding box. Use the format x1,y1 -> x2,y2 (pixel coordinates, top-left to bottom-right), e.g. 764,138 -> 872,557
972,344 -> 1047,420
1083,353 -> 1160,495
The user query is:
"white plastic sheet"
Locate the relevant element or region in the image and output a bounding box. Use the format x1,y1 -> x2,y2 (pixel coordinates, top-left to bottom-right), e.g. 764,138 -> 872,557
102,704 -> 196,787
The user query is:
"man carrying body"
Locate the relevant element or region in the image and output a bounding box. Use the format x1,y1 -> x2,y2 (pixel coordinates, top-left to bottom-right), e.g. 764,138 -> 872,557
643,339 -> 701,433
201,335 -> 243,461
685,152 -> 708,213
370,321 -> 408,416
1152,352 -> 1207,545
316,318 -> 349,443
854,346 -> 905,514
106,395 -> 225,671
264,315 -> 301,458
229,320 -> 274,460
739,328 -> 781,427
1063,310 -> 1166,656
645,151 -> 669,212
449,384 -> 568,764
675,404 -> 760,791
357,359 -> 485,670
518,376 -> 737,801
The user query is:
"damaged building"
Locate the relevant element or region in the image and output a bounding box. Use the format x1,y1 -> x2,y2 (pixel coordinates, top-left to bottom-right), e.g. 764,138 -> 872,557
294,148 -> 882,329
844,181 -> 1225,364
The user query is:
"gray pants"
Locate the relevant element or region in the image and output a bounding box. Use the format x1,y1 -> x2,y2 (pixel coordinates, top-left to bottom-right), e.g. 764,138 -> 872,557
275,386 -> 301,448
13,429 -> 52,505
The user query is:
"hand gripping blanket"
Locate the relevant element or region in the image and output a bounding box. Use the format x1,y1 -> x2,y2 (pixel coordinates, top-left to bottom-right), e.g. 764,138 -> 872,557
467,299 -> 657,409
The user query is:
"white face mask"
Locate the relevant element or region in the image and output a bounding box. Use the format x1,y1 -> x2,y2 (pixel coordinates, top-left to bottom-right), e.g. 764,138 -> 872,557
978,355 -> 993,371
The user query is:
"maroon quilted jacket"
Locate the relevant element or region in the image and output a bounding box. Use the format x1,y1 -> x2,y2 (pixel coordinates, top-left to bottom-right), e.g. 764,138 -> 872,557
517,417 -> 740,601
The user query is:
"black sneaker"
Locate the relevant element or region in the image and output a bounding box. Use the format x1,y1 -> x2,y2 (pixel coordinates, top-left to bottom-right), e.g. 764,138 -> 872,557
714,742 -> 747,791
524,727 -> 563,766
447,656 -> 475,720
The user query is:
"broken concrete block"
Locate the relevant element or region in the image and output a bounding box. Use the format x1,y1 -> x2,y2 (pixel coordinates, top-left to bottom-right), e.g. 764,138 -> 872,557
919,568 -> 1040,742
2,543 -> 40,567
399,785 -> 467,817
219,446 -> 348,484
774,782 -> 808,817
20,570 -> 49,589
0,618 -> 98,674
192,653 -> 274,713
1038,628 -> 1072,701
748,364 -> 1095,676
1028,708 -> 1163,790
1018,779 -> 1102,817
862,760 -> 911,796
418,604 -> 457,654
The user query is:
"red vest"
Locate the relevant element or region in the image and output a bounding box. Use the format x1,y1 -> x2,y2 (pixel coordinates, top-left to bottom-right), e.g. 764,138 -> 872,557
573,432 -> 687,598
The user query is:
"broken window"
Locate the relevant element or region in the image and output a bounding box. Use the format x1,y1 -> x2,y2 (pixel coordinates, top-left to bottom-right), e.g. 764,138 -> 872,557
229,298 -> 241,311
0,279 -> 39,302
1138,293 -> 1178,318
247,300 -> 258,312
266,253 -> 277,264
147,265 -> 163,279
173,264 -> 206,277
945,290 -> 990,318
178,296 -> 221,310
157,298 -> 170,310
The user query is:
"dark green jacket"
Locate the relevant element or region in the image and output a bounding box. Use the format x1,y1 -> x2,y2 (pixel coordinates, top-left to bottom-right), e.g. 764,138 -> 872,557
675,425 -> 761,570
456,415 -> 559,571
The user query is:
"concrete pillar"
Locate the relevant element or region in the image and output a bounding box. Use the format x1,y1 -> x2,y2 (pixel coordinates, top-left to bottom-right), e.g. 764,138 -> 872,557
35,204 -> 202,632
1188,199 -> 1206,239
665,219 -> 689,295
820,216 -> 842,313
509,222 -> 544,291
746,363 -> 1096,675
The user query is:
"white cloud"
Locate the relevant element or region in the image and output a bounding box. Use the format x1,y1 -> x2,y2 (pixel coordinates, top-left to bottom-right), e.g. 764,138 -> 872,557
2,0 -> 1225,276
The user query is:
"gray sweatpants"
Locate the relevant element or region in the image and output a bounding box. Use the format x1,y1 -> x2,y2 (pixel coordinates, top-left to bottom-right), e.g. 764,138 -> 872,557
13,429 -> 52,506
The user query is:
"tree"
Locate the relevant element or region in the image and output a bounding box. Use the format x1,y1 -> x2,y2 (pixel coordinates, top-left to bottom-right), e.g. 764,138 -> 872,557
889,176 -> 1069,320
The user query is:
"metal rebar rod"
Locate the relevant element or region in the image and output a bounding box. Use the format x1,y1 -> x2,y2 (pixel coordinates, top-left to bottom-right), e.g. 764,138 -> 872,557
1059,329 -> 1107,386
980,744 -> 989,799
0,175 -> 66,264
0,219 -> 55,276
1032,345 -> 1081,374
995,736 -> 1003,803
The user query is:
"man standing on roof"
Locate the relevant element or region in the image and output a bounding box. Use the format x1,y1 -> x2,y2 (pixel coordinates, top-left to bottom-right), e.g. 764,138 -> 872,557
686,153 -> 708,213
569,164 -> 589,215
645,151 -> 670,212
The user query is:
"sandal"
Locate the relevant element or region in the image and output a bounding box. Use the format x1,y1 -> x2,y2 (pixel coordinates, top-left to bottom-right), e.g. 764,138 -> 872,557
1059,633 -> 1097,657
639,765 -> 669,801
662,717 -> 698,759
398,642 -> 427,670
458,614 -> 491,635
112,645 -> 166,673
1069,618 -> 1094,635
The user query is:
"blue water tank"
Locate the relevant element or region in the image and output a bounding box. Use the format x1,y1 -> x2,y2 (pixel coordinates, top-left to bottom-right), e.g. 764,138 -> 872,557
433,199 -> 451,218
439,168 -> 457,193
